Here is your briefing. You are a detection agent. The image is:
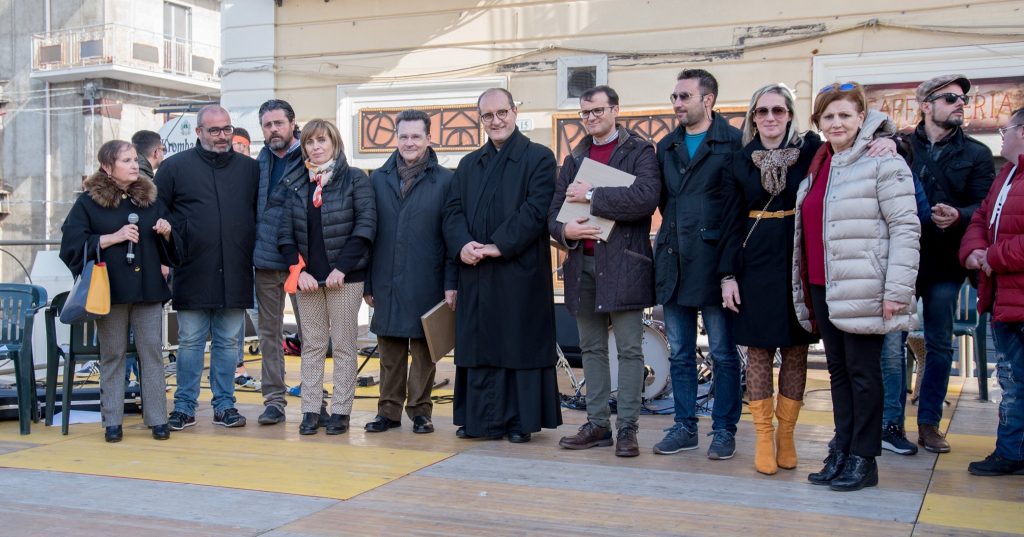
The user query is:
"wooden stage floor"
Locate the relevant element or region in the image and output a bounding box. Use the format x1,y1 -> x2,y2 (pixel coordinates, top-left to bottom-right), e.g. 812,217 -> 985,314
0,349 -> 1020,536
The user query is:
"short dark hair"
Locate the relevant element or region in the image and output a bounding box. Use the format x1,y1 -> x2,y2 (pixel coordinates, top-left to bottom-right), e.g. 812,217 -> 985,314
677,69 -> 719,106
232,127 -> 251,141
258,99 -> 296,125
477,88 -> 515,110
580,85 -> 619,106
97,139 -> 133,173
395,109 -> 431,135
1012,107 -> 1024,124
131,130 -> 162,156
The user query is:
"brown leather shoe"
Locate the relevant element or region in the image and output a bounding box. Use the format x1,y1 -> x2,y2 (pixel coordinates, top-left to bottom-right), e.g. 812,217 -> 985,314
559,421 -> 613,450
918,423 -> 951,453
615,426 -> 640,458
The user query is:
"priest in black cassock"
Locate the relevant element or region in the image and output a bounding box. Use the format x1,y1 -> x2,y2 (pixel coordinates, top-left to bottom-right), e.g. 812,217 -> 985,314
442,88 -> 564,443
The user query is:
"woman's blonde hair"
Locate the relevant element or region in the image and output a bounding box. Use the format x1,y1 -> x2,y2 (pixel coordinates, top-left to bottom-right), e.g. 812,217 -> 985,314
741,83 -> 802,147
299,118 -> 345,161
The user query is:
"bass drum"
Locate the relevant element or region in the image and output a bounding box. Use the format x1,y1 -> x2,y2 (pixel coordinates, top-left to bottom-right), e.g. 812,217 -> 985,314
609,320 -> 672,401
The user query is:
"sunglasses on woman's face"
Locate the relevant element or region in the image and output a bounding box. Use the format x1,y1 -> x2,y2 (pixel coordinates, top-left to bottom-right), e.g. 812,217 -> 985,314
754,106 -> 789,119
927,93 -> 970,105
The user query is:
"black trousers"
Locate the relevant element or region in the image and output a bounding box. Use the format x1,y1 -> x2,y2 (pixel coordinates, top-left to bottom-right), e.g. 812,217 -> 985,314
809,285 -> 884,458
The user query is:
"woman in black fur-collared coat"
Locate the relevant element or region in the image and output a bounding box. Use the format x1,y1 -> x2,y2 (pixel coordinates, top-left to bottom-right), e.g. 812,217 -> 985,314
60,140 -> 179,443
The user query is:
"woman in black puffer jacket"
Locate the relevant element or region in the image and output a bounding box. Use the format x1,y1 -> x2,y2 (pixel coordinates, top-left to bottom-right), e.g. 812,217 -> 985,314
279,119 -> 376,436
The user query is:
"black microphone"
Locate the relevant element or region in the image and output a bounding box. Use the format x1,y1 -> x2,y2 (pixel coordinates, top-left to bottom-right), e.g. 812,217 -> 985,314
127,213 -> 139,265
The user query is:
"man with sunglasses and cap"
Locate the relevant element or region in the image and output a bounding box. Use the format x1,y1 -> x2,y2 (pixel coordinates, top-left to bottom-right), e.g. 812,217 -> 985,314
911,74 -> 995,454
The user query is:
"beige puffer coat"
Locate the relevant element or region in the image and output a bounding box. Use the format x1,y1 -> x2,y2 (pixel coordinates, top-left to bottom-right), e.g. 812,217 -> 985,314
792,110 -> 921,335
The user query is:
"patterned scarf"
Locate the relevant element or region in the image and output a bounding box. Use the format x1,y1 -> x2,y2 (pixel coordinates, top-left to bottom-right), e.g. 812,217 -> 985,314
751,147 -> 800,196
305,158 -> 336,208
397,155 -> 429,199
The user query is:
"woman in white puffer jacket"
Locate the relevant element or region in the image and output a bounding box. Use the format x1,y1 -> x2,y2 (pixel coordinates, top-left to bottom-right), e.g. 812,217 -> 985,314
791,82 -> 921,492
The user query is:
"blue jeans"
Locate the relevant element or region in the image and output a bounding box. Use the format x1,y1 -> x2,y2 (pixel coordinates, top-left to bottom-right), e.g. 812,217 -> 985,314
881,331 -> 908,427
663,303 -> 742,433
174,308 -> 245,415
917,279 -> 961,426
992,322 -> 1024,461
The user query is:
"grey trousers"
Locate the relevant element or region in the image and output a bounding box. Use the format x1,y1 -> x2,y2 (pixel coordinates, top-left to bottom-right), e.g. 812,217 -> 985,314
576,256 -> 645,430
255,269 -> 289,409
377,336 -> 436,421
95,303 -> 168,427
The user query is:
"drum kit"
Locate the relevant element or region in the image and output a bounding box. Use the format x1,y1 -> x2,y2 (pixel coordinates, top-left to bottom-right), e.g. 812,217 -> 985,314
556,311 -> 756,415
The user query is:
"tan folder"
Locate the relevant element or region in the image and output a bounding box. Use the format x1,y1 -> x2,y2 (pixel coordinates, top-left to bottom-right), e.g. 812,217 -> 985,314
555,157 -> 637,241
420,300 -> 455,363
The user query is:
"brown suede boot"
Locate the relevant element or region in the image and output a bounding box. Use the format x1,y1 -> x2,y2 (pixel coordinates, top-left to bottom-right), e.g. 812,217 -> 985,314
749,398 -> 777,475
775,395 -> 802,470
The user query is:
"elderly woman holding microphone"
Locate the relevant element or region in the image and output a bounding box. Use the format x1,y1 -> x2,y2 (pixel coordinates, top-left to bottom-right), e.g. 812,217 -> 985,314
791,82 -> 920,492
60,139 -> 178,443
279,119 -> 376,436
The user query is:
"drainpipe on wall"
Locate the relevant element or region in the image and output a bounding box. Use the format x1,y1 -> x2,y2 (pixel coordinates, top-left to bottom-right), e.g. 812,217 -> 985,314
43,0 -> 52,246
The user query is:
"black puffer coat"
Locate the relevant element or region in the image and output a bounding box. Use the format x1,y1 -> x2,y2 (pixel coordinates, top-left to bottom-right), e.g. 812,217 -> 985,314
253,144 -> 305,271
548,126 -> 661,315
278,156 -> 377,273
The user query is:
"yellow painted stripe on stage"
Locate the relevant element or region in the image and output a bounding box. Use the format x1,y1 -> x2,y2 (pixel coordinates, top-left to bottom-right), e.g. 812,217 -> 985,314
918,494 -> 1024,535
0,431 -> 452,500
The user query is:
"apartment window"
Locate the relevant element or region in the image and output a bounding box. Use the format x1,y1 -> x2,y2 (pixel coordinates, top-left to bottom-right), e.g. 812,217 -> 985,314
164,2 -> 192,74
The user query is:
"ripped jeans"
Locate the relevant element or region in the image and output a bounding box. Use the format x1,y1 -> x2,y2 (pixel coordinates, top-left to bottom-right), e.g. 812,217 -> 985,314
992,322 -> 1024,461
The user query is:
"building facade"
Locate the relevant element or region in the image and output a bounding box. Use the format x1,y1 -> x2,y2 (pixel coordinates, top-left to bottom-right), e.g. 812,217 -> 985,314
220,0 -> 1022,173
0,0 -> 221,281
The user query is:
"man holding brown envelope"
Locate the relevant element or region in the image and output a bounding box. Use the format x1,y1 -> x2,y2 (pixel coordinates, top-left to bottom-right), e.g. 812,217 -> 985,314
549,85 -> 661,457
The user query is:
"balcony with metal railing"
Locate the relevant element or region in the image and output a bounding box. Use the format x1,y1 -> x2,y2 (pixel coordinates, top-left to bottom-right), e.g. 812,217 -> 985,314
29,24 -> 219,93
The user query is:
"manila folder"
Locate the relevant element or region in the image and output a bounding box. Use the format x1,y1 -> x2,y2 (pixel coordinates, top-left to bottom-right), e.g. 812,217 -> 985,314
555,157 -> 636,241
420,300 -> 455,363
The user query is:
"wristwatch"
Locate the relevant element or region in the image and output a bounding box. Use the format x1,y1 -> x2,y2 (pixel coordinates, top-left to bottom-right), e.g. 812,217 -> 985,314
585,188 -> 594,202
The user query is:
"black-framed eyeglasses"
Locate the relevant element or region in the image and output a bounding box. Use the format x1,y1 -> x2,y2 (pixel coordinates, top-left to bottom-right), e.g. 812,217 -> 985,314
670,92 -> 706,103
818,82 -> 860,94
998,123 -> 1024,138
480,109 -> 511,123
753,106 -> 789,119
927,92 -> 970,105
203,126 -> 235,136
579,106 -> 613,119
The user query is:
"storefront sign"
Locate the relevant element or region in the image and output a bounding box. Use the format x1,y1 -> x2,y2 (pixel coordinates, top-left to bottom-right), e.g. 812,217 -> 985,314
866,77 -> 1024,133
358,105 -> 482,153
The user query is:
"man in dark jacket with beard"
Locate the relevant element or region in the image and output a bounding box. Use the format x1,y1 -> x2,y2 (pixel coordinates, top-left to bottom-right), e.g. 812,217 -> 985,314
253,99 -> 306,425
654,69 -> 744,460
443,88 -> 562,443
549,86 -> 660,457
910,74 -> 995,454
364,109 -> 457,435
156,104 -> 259,430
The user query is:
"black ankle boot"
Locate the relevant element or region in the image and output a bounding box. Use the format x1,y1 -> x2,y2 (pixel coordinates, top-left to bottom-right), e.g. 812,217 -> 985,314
299,412 -> 321,435
829,454 -> 878,491
325,414 -> 350,435
808,449 -> 848,485
105,425 -> 123,443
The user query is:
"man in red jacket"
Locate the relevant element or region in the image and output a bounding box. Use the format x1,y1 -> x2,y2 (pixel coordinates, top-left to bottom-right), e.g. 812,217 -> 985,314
960,107 -> 1024,476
